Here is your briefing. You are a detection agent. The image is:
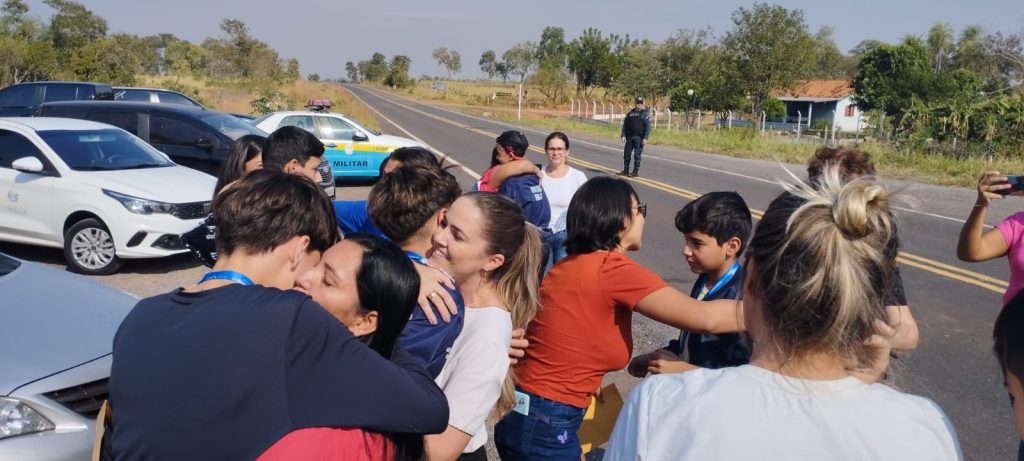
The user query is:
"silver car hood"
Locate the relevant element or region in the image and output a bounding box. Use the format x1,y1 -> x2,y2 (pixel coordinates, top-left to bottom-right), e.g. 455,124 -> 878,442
0,257 -> 136,395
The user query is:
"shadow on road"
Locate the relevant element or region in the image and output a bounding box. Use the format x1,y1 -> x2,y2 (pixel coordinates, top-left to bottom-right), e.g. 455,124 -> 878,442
0,242 -> 201,274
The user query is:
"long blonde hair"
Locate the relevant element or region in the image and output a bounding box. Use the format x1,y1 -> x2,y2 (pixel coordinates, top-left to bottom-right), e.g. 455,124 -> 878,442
746,166 -> 897,368
465,192 -> 544,417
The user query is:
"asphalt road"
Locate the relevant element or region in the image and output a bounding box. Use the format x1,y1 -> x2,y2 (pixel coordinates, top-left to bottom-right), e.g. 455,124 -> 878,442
343,83 -> 1019,460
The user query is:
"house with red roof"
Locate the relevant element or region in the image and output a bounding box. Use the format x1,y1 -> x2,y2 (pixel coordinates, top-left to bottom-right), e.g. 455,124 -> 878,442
773,80 -> 865,132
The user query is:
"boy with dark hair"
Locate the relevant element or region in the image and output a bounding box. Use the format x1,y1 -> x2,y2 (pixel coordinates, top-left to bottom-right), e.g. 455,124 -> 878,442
110,169 -> 449,459
994,290 -> 1024,459
629,191 -> 752,375
260,125 -> 325,183
367,164 -> 465,377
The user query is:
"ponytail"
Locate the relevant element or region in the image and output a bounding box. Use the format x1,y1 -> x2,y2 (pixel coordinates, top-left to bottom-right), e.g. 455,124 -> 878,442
494,223 -> 543,417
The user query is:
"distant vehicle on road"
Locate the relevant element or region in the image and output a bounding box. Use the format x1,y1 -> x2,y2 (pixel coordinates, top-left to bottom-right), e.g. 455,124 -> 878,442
113,87 -> 202,107
0,117 -> 215,274
0,81 -> 114,117
37,101 -> 335,198
0,251 -> 136,460
254,109 -> 422,180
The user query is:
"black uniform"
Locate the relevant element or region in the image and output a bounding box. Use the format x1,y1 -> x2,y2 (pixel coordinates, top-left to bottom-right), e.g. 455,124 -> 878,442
620,107 -> 650,176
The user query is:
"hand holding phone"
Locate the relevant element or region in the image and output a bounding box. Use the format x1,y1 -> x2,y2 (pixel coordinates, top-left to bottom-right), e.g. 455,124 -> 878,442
998,175 -> 1024,195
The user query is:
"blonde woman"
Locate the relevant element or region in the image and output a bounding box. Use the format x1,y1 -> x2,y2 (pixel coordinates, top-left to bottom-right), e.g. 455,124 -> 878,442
604,169 -> 962,460
425,192 -> 544,460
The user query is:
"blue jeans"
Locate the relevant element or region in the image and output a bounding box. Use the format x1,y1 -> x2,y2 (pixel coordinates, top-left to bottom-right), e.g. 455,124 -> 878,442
494,388 -> 587,460
544,230 -> 568,274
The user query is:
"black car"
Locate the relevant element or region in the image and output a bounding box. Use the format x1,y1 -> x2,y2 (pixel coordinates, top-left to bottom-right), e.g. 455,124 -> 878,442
37,101 -> 336,198
113,87 -> 203,107
0,81 -> 114,117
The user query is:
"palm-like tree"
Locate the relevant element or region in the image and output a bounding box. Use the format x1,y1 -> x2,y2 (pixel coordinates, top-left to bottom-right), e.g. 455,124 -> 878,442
927,22 -> 955,74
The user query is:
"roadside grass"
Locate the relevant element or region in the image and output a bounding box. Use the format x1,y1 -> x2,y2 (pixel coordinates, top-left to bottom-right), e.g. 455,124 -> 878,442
136,76 -> 380,131
371,85 -> 1012,188
387,79 -> 616,110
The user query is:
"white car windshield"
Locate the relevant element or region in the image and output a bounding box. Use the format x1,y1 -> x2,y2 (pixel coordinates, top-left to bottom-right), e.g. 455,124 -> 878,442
38,129 -> 174,171
200,113 -> 266,140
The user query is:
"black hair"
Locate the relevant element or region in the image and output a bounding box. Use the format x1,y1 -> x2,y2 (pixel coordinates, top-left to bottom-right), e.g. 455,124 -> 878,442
214,134 -> 265,198
260,126 -> 325,171
496,130 -> 529,157
213,169 -> 339,255
995,290 -> 1024,384
489,146 -> 500,168
674,191 -> 753,254
343,233 -> 424,461
564,176 -> 637,255
378,146 -> 441,177
545,131 -> 570,151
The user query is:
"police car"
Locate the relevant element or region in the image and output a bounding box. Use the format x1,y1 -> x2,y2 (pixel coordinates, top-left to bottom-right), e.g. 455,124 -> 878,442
253,101 -> 422,180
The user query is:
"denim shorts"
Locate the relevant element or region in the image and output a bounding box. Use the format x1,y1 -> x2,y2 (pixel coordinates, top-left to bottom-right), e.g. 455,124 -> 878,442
494,388 -> 587,460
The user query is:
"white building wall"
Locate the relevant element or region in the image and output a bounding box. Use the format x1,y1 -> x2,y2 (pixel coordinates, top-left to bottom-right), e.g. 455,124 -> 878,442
833,96 -> 865,132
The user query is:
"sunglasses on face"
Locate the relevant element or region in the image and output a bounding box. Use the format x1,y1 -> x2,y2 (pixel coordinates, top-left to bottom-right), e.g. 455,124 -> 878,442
635,203 -> 647,218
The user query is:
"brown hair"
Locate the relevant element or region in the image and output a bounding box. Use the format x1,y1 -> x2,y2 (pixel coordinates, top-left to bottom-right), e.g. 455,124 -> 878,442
746,166 -> 897,369
213,169 -> 339,256
367,164 -> 461,244
463,192 -> 543,417
807,146 -> 877,186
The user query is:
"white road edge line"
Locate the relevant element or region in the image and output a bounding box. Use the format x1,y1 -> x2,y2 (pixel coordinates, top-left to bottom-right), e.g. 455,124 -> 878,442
367,88 -> 982,227
343,86 -> 481,180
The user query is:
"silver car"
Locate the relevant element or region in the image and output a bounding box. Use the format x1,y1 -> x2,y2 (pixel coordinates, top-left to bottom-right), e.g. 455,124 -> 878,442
0,253 -> 135,460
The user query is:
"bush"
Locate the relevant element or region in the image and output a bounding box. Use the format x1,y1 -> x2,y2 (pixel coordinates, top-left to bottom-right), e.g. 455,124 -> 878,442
250,90 -> 290,115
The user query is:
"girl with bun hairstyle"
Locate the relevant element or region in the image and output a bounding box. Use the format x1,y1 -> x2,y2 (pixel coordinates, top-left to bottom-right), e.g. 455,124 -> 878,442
604,167 -> 962,461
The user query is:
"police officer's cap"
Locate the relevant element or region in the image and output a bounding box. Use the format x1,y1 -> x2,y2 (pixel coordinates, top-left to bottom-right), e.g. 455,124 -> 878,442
635,97 -> 644,104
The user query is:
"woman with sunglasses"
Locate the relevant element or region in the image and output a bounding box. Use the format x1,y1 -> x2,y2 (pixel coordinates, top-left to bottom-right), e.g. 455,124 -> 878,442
494,176 -> 745,460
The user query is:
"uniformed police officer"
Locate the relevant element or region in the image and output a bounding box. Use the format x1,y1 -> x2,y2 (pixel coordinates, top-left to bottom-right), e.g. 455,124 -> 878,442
619,97 -> 651,177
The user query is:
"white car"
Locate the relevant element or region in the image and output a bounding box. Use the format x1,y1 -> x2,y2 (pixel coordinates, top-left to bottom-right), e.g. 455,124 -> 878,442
254,111 -> 422,179
0,118 -> 216,275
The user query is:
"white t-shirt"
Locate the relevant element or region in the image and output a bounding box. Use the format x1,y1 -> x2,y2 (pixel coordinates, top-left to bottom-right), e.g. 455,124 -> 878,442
434,306 -> 512,452
541,167 -> 587,232
604,365 -> 962,461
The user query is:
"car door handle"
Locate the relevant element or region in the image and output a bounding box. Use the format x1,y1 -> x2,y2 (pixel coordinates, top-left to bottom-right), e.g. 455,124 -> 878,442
326,144 -> 337,148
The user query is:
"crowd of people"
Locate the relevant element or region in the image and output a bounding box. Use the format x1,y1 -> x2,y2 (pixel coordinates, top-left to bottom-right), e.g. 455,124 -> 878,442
101,119 -> 1024,461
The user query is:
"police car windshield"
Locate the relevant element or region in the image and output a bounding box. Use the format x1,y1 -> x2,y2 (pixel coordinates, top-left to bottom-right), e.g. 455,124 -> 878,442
200,113 -> 267,140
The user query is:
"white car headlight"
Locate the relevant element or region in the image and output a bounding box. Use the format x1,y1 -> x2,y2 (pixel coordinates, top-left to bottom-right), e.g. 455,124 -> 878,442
103,189 -> 177,215
0,397 -> 55,440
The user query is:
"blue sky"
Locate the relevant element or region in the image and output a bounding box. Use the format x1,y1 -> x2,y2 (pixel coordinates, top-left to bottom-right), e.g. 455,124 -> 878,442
22,0 -> 1024,79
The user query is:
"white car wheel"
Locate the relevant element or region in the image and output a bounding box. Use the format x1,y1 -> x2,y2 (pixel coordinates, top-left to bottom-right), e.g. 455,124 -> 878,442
64,218 -> 123,275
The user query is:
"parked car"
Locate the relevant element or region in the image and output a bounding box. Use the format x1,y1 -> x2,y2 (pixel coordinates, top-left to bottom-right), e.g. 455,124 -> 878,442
37,101 -> 336,198
0,252 -> 135,460
0,117 -> 216,274
254,110 -> 422,180
112,87 -> 202,107
0,81 -> 114,117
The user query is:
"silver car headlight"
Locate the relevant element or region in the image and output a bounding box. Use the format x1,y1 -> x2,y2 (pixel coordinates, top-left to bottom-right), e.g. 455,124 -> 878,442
103,189 -> 177,215
0,397 -> 55,440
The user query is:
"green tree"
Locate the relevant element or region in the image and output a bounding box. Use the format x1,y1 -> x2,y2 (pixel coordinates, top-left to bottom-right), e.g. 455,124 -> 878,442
358,52 -> 388,82
431,47 -> 461,79
503,41 -> 535,83
385,54 -> 411,88
44,0 -> 106,55
657,28 -> 716,92
613,40 -> 665,103
852,40 -> 935,127
528,59 -> 569,103
308,73 -> 320,82
284,58 -> 300,81
567,28 -> 616,98
0,35 -> 56,85
721,3 -> 817,119
926,22 -> 954,74
165,39 -> 203,78
535,26 -> 567,66
810,26 -> 849,79
479,49 -> 498,79
69,35 -> 137,85
344,61 -> 359,82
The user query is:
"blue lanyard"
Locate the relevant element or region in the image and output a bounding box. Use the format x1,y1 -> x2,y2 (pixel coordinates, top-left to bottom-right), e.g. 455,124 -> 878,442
199,270 -> 254,286
405,251 -> 427,265
689,261 -> 741,300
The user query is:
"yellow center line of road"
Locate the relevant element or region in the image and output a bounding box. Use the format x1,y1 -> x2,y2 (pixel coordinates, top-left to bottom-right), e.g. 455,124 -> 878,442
356,87 -> 1009,295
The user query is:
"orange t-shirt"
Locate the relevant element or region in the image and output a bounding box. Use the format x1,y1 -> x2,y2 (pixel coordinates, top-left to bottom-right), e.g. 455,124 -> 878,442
516,251 -> 668,408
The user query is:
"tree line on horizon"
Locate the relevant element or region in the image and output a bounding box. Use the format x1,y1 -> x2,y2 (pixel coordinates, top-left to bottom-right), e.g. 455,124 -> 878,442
348,3 -> 1024,157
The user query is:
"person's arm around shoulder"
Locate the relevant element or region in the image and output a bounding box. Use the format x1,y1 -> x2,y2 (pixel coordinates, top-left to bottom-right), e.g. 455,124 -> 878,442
489,159 -> 541,189
634,288 -> 743,334
957,171 -> 1011,262
285,299 -> 449,434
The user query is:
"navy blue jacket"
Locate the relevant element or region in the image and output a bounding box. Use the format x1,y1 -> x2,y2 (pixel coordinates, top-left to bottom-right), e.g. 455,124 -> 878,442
620,108 -> 651,139
399,255 -> 465,377
669,264 -> 750,369
333,200 -> 386,239
498,174 -> 551,229
110,284 -> 448,460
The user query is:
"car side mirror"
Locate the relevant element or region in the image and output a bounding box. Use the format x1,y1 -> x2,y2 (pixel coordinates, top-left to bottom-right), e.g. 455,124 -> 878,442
195,137 -> 219,150
12,156 -> 45,174
352,131 -> 369,142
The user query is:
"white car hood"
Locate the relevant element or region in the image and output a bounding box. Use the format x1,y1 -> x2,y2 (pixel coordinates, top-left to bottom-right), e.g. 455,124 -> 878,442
78,165 -> 216,203
375,134 -> 422,148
